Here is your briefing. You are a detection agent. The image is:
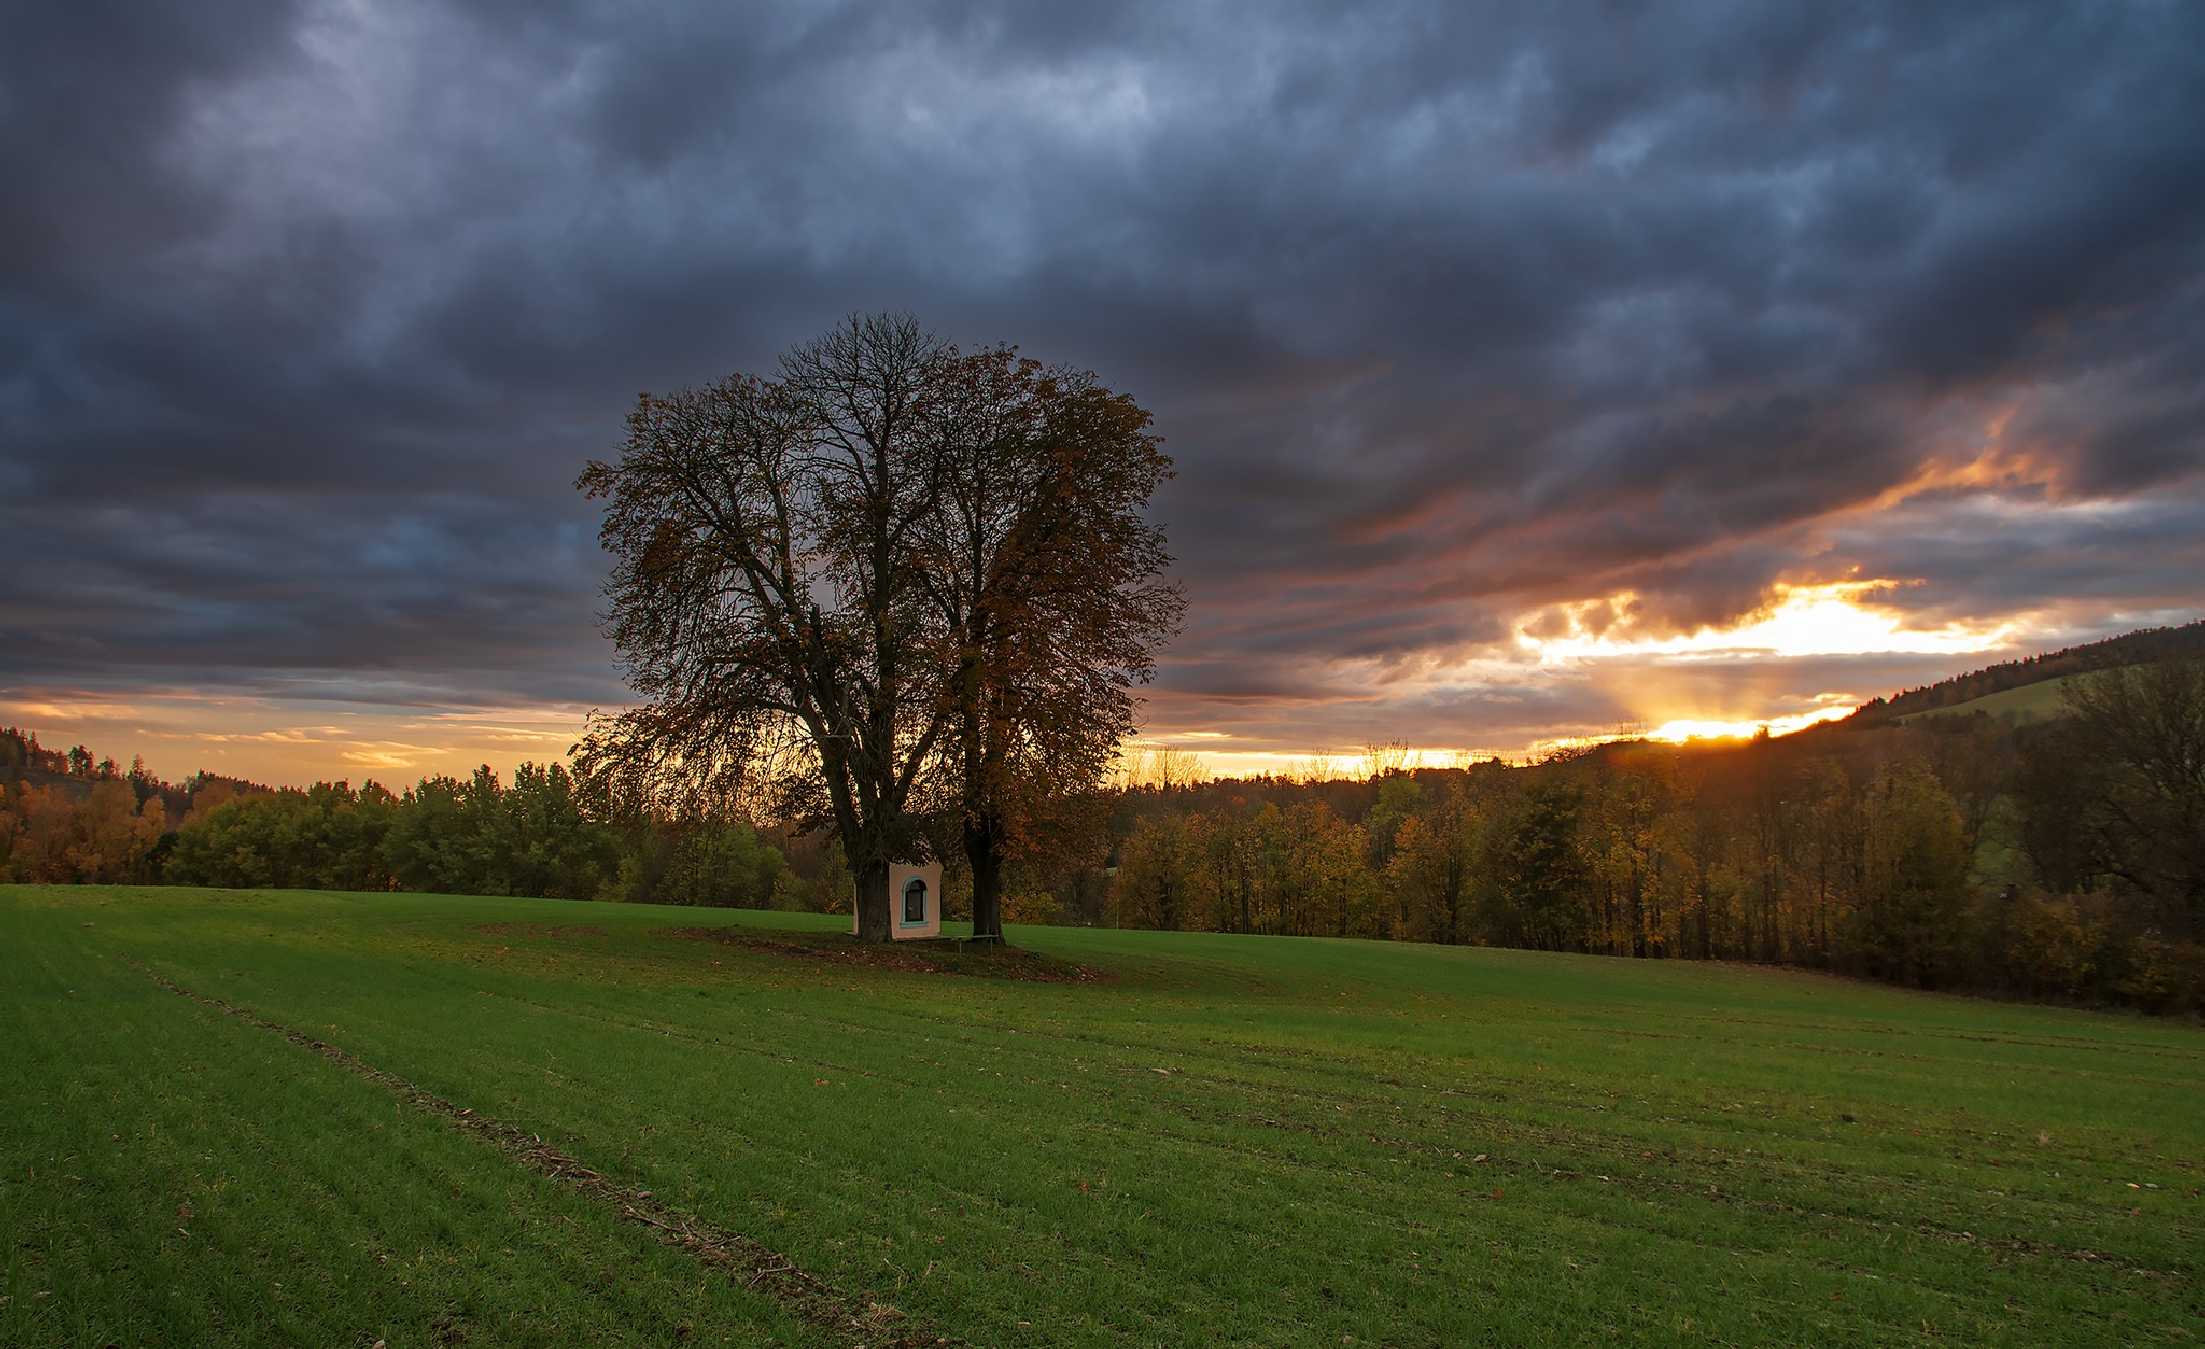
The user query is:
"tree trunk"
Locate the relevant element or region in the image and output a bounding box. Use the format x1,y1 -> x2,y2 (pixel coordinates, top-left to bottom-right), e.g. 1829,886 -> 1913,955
966,814 -> 1006,943
853,857 -> 893,942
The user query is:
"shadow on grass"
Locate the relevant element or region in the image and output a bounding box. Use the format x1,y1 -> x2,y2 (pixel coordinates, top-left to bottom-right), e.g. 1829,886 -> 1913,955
661,925 -> 1111,983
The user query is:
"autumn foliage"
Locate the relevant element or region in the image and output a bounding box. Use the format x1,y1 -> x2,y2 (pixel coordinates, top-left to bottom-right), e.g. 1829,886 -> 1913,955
7,653 -> 2201,1014
1090,660 -> 2205,1014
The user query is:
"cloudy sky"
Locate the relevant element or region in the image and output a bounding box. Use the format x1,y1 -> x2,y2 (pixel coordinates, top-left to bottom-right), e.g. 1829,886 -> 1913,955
6,1 -> 2203,785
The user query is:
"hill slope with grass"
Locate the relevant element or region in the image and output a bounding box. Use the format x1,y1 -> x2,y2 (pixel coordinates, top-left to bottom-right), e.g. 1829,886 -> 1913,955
1895,672 -> 2082,724
1854,618 -> 2205,726
5,885 -> 2199,1347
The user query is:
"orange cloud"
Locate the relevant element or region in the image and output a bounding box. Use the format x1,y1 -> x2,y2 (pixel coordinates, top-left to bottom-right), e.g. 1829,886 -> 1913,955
1515,579 -> 2021,662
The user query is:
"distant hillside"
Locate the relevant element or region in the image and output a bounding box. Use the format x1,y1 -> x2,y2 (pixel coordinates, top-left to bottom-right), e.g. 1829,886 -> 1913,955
1893,673 -> 2080,725
0,726 -> 274,825
1850,619 -> 2205,726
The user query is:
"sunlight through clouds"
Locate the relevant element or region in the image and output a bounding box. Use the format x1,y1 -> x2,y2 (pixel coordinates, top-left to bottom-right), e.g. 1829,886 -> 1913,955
1643,703 -> 1859,743
1516,580 -> 2023,663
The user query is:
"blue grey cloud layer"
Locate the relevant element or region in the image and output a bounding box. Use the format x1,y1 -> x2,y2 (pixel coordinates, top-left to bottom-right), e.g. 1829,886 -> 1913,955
4,1 -> 2201,748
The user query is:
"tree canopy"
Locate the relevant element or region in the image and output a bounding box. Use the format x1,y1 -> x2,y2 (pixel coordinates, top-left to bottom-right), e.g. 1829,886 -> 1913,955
575,314 -> 1180,941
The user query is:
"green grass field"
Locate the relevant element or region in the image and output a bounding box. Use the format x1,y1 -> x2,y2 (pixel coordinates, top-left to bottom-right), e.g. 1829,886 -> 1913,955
5,886 -> 2200,1346
1897,675 -> 2079,725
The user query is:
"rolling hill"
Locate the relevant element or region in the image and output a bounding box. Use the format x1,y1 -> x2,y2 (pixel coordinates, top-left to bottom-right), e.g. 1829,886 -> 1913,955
1894,671 -> 2081,724
1852,618 -> 2205,726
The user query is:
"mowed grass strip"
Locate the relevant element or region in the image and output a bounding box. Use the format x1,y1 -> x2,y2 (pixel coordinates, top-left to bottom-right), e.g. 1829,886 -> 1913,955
6,886 -> 2202,1346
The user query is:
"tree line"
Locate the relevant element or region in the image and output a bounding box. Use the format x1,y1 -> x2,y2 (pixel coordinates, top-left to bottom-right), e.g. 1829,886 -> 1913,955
1858,619 -> 2205,720
1094,659 -> 2205,1013
6,654 -> 2201,1012
0,732 -> 821,909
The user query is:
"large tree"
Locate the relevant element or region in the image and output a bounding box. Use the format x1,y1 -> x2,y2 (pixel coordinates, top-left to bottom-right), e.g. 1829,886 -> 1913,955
577,315 -> 1178,941
918,350 -> 1182,941
578,315 -> 955,939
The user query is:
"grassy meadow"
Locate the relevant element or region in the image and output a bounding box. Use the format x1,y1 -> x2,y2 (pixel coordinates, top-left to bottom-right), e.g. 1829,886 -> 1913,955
1896,675 -> 2078,725
4,885 -> 2200,1346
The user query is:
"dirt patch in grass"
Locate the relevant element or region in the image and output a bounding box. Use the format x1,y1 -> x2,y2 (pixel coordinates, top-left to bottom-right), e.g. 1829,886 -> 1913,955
664,927 -> 1110,983
472,922 -> 610,940
130,961 -> 945,1348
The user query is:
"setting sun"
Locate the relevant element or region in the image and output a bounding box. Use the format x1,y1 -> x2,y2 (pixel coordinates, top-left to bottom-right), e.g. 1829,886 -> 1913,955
1642,704 -> 1859,743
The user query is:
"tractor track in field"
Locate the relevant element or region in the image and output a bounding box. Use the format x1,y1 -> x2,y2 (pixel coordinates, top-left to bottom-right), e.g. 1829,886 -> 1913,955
128,960 -> 950,1349
450,978 -> 2194,1284
456,980 -> 2198,1270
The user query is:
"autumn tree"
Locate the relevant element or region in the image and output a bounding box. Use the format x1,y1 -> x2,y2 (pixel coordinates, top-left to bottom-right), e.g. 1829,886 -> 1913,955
1490,780 -> 1590,951
1583,756 -> 1666,957
578,316 -> 962,938
1743,730 -> 1787,961
1109,812 -> 1199,930
2059,658 -> 2205,928
1195,806 -> 1260,933
1655,768 -> 1736,960
0,784 -> 17,871
1285,799 -> 1376,937
1387,782 -> 1479,944
1855,760 -> 1969,986
2012,721 -> 2099,894
1363,771 -> 1424,880
917,348 -> 1181,941
580,314 -> 1175,941
3,780 -> 161,883
1787,759 -> 1858,965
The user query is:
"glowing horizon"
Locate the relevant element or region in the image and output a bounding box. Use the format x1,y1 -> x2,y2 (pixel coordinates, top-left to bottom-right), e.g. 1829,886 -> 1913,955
0,586 -> 2156,792
0,688 -> 592,790
8,687 -> 1871,790
1120,695 -> 1864,780
1643,703 -> 1859,743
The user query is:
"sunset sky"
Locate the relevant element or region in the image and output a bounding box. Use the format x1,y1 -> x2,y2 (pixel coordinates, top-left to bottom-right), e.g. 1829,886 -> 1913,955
6,3 -> 2203,787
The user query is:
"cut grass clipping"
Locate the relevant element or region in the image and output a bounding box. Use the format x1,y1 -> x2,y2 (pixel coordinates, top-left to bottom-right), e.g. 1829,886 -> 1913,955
4,884 -> 2200,1347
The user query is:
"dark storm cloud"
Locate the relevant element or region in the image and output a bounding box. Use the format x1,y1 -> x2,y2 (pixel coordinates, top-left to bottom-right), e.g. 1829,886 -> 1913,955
0,1 -> 303,292
1,491 -> 608,701
1822,487 -> 2205,624
4,0 -> 2203,758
